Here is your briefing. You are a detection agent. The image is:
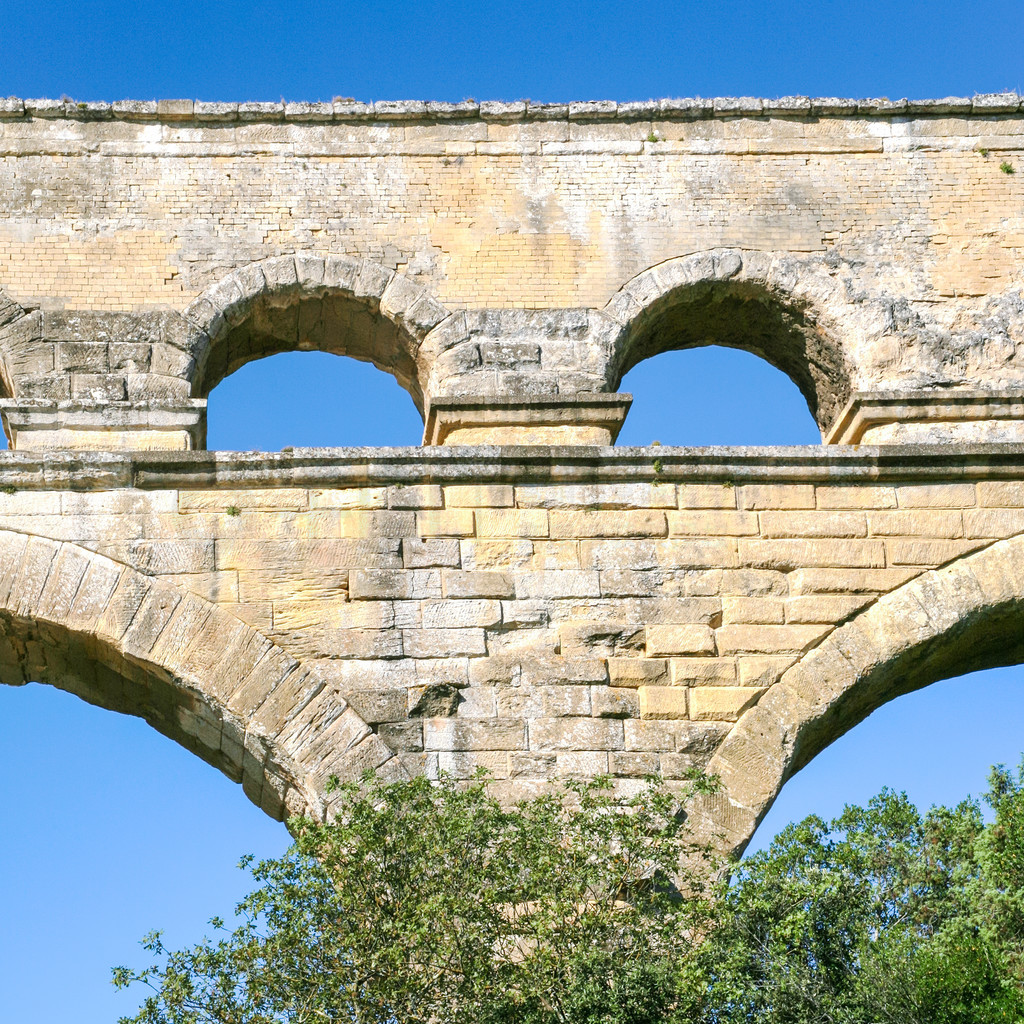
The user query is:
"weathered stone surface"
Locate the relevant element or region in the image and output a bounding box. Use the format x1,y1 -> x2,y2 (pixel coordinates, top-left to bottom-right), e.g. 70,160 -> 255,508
5,95 -> 1024,862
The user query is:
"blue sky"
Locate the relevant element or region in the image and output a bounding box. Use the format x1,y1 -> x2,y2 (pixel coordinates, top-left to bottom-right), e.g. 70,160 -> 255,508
2,2 -> 1024,1020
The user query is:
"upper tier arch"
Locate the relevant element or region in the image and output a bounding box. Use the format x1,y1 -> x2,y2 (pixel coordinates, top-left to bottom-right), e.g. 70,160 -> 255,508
603,249 -> 854,433
181,255 -> 453,413
702,530 -> 1024,858
0,529 -> 399,821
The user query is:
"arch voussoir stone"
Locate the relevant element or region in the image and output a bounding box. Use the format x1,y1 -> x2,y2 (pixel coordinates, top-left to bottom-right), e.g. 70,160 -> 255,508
603,248 -> 855,431
707,531 -> 1024,858
0,529 -> 402,821
182,253 -> 450,408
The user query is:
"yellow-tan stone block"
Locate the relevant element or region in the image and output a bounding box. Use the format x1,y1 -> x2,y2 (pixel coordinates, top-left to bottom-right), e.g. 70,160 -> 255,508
549,510 -> 666,538
475,509 -> 549,538
688,686 -> 765,722
667,510 -> 758,536
646,624 -> 716,656
638,685 -> 689,720
416,509 -> 476,537
443,484 -> 515,507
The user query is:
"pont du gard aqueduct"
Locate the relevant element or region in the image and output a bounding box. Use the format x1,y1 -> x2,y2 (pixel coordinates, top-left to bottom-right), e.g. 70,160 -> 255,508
4,92 -> 1024,857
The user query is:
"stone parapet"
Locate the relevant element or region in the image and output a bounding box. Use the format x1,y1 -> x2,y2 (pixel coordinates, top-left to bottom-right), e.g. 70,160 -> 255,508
3,94 -> 1022,124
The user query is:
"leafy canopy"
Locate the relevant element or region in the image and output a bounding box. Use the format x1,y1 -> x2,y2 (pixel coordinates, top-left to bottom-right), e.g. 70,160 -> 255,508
115,760 -> 1024,1024
114,770 -> 717,1024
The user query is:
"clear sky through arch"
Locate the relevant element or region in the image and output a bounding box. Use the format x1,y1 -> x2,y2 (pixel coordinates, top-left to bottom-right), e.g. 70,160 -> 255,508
2,2 -> 1024,1019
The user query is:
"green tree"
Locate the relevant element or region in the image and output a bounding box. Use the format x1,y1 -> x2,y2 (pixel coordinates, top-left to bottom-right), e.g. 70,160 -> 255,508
114,761 -> 1024,1024
113,771 -> 718,1024
695,761 -> 1024,1023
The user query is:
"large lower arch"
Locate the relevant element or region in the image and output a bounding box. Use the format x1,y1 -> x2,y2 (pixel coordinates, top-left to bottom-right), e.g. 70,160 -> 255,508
701,531 -> 1024,857
181,254 -> 452,413
603,249 -> 854,433
0,529 -> 398,821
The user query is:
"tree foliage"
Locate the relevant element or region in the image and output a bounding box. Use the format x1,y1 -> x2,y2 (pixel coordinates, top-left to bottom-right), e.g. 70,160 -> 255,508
695,762 -> 1024,1023
114,770 -> 718,1024
114,762 -> 1024,1024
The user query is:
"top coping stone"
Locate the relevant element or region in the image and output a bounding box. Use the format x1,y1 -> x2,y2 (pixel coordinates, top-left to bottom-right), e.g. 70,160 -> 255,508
1,94 -> 1021,124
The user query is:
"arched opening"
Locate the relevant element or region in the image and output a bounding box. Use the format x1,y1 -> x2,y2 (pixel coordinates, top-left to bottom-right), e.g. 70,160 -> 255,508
607,251 -> 852,437
615,346 -> 821,446
206,350 -> 424,450
183,256 -> 451,448
0,683 -> 289,1023
708,532 -> 1024,858
0,531 -> 396,826
746,663 -> 1024,855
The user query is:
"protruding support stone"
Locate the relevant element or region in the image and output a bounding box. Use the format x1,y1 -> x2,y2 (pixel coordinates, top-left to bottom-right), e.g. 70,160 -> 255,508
826,390 -> 1024,444
0,399 -> 207,450
423,394 -> 633,446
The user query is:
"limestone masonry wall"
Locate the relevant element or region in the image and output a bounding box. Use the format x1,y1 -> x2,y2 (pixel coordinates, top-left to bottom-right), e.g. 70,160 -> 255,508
2,96 -> 1024,446
3,447 -> 1024,853
4,98 -> 1024,855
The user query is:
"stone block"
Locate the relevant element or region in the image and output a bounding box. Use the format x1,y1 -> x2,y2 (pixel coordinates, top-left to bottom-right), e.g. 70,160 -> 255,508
886,539 -> 986,566
722,596 -> 785,624
515,570 -> 601,600
688,686 -> 765,722
421,599 -> 502,628
738,485 -> 815,510
638,686 -> 688,720
815,485 -> 897,509
349,569 -> 412,600
515,483 -> 676,510
389,485 -> 444,509
645,624 -> 716,656
459,540 -> 534,570
895,484 -> 975,508
716,623 -> 831,655
669,658 -> 738,685
310,487 -> 388,510
759,511 -> 868,538
610,751 -> 660,776
402,538 -> 462,568
539,685 -> 593,717
592,685 -> 640,718
740,539 -> 886,570
417,509 -> 475,537
475,509 -> 549,538
424,718 -> 527,751
442,569 -> 515,599
737,656 -> 796,688
677,483 -> 738,509
785,594 -> 871,623
606,657 -> 668,687
667,510 -> 757,536
443,484 -> 514,507
549,510 -> 667,538
866,510 -> 963,538
977,481 -> 1024,507
402,628 -> 487,658
528,717 -> 624,751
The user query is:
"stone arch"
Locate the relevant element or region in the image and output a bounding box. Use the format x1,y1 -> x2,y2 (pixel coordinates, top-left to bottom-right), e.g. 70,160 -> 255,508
701,532 -> 1024,857
0,529 -> 399,822
0,282 -> 25,402
181,255 -> 452,413
603,249 -> 854,433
